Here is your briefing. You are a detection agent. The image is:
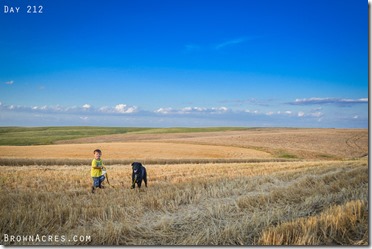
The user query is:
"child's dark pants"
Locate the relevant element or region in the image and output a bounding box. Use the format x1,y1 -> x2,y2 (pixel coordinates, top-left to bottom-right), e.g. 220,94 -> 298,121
92,175 -> 105,188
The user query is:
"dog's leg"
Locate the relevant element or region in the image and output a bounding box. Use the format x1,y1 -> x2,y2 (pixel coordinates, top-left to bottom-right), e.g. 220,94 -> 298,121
138,179 -> 142,189
144,169 -> 148,187
131,172 -> 135,189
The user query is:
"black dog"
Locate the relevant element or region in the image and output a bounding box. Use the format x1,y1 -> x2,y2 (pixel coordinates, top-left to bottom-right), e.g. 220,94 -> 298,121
131,162 -> 147,189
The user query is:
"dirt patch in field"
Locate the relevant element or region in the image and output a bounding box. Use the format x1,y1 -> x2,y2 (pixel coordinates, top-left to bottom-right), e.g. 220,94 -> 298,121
0,142 -> 272,160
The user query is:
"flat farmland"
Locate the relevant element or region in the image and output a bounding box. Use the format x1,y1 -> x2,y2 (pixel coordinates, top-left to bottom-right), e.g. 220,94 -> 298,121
0,142 -> 272,160
0,127 -> 368,245
1,160 -> 368,245
55,128 -> 368,160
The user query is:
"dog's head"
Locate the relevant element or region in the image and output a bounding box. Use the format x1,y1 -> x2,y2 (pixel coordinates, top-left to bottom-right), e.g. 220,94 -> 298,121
131,162 -> 143,181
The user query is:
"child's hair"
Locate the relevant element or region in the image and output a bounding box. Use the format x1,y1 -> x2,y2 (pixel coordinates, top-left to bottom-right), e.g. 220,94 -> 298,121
93,149 -> 102,154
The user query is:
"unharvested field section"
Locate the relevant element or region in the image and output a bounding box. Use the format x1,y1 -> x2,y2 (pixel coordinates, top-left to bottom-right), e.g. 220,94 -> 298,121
57,128 -> 368,160
0,142 -> 272,160
1,159 -> 368,245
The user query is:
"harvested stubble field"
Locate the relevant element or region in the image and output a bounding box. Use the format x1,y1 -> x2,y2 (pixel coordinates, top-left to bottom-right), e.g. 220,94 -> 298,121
0,127 -> 369,245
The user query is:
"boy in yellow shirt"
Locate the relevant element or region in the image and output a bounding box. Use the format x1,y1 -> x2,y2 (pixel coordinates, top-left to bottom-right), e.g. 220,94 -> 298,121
91,149 -> 105,193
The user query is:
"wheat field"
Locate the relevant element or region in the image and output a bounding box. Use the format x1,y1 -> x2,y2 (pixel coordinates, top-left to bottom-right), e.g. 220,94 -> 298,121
56,128 -> 368,159
0,141 -> 272,160
0,159 -> 368,245
0,128 -> 368,245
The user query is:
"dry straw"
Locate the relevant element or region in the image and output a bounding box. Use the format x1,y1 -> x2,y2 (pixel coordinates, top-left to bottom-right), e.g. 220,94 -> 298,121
1,158 -> 368,245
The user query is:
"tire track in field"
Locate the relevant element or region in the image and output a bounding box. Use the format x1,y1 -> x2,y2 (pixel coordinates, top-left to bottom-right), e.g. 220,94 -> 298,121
345,134 -> 366,157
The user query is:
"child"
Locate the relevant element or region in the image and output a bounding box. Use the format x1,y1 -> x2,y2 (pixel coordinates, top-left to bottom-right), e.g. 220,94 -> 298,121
91,149 -> 105,193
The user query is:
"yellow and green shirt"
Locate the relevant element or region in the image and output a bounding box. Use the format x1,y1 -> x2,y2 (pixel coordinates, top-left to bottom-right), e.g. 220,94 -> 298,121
91,159 -> 104,177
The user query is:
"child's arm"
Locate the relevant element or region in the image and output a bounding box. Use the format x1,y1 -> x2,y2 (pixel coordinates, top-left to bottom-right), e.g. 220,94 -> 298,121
92,160 -> 104,169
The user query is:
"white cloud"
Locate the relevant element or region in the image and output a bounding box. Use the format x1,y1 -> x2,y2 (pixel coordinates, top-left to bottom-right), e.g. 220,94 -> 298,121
99,106 -> 110,113
219,107 -> 228,112
0,102 -> 331,123
215,38 -> 247,50
310,112 -> 324,118
114,104 -> 137,114
31,105 -> 48,111
155,106 -> 230,115
50,105 -> 64,112
297,111 -> 324,118
245,110 -> 259,114
181,106 -> 229,114
289,97 -> 368,105
186,36 -> 259,53
5,80 -> 14,85
0,103 -> 138,115
97,104 -> 138,114
154,107 -> 173,114
0,101 -> 366,128
246,109 -> 294,116
115,104 -> 127,113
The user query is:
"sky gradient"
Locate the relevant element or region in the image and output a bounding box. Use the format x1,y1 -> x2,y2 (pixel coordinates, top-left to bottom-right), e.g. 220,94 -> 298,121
0,0 -> 368,127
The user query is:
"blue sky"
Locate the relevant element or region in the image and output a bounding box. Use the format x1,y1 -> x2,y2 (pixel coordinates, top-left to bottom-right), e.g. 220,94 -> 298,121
0,0 -> 368,127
